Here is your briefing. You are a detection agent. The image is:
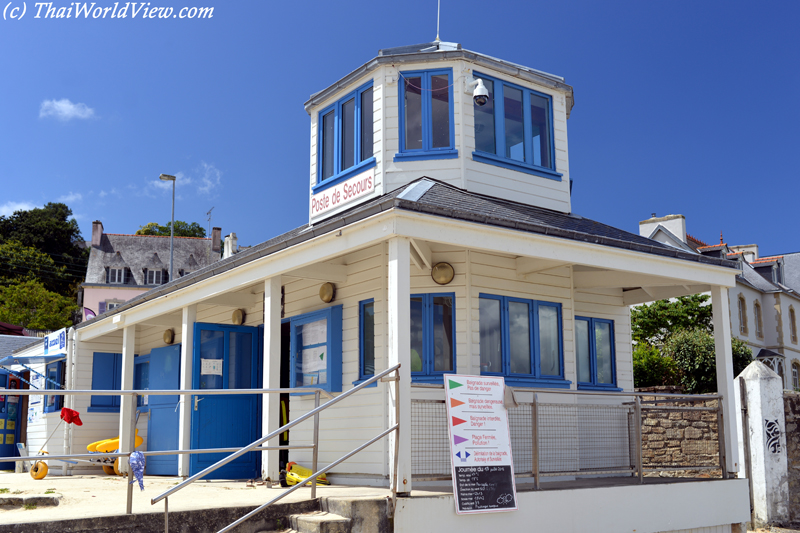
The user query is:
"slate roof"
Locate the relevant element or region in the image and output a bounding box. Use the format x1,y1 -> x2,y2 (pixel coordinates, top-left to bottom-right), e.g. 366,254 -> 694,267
738,262 -> 781,293
84,233 -> 219,287
76,178 -> 739,330
0,335 -> 41,357
779,252 -> 800,294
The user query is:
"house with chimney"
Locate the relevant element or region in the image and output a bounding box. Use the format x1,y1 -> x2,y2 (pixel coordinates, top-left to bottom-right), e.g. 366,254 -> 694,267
27,41 -> 751,533
80,220 -> 223,320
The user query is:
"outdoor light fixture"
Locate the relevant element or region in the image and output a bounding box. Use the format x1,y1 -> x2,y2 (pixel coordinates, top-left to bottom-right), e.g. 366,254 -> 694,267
232,309 -> 246,325
159,173 -> 177,283
431,262 -> 455,285
163,328 -> 174,345
319,282 -> 336,303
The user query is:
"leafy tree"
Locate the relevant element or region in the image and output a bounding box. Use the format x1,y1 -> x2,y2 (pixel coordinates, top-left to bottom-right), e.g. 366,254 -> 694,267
136,221 -> 206,238
0,241 -> 71,294
631,294 -> 713,347
0,279 -> 78,329
632,342 -> 678,388
0,202 -> 88,296
664,328 -> 753,394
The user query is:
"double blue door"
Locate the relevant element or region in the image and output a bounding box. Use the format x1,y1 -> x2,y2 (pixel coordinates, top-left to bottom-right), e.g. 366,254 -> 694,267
190,323 -> 261,479
146,345 -> 181,476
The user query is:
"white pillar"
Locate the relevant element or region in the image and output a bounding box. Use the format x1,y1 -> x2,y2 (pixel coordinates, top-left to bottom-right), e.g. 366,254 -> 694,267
388,237 -> 412,494
734,361 -> 789,527
711,285 -> 740,474
178,304 -> 196,477
118,325 -> 136,473
262,276 -> 282,481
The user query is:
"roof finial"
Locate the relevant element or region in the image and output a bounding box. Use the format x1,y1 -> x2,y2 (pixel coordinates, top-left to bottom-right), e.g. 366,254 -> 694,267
720,231 -> 723,244
435,0 -> 441,42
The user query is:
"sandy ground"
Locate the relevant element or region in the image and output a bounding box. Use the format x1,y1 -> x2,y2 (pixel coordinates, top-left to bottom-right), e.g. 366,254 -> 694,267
0,472 -> 391,525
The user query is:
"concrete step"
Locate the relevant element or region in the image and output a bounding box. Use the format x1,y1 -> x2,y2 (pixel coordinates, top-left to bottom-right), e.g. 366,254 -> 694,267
287,510 -> 351,533
321,496 -> 391,533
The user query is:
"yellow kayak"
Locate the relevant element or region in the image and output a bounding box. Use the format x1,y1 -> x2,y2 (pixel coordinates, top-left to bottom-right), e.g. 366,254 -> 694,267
285,462 -> 330,486
87,429 -> 143,453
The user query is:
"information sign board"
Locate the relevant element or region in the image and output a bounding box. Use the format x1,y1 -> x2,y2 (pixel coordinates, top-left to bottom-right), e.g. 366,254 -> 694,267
445,374 -> 517,514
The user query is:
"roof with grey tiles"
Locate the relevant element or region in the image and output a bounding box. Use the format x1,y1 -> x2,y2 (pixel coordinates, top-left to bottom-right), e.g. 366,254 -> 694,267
76,178 -> 739,330
0,335 -> 41,357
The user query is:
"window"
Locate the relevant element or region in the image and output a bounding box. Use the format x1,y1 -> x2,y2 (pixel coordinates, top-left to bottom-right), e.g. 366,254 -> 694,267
738,295 -> 748,335
790,307 -> 797,344
754,302 -> 763,339
575,317 -> 620,391
478,294 -> 567,387
106,300 -> 124,311
356,299 -> 376,386
89,352 -> 145,412
288,305 -> 343,393
44,361 -> 65,413
472,72 -> 560,180
134,355 -> 149,410
315,81 -> 375,192
107,268 -> 124,284
146,269 -> 165,285
396,68 -> 457,162
793,363 -> 799,390
410,293 -> 455,383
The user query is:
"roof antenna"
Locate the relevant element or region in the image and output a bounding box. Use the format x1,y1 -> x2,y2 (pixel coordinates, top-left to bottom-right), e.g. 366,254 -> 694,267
435,0 -> 441,42
206,206 -> 215,238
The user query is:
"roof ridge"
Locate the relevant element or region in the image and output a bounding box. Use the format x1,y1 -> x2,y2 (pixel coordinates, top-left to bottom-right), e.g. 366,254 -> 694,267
105,233 -> 210,240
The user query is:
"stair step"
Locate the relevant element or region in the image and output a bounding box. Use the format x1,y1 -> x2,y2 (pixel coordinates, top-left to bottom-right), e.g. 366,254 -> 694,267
288,511 -> 351,533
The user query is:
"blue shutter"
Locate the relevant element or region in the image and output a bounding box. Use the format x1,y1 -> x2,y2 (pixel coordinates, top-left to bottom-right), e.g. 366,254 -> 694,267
98,302 -> 107,314
89,352 -> 120,411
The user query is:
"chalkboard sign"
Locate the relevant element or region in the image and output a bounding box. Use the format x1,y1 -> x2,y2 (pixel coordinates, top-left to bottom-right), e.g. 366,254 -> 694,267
454,465 -> 516,512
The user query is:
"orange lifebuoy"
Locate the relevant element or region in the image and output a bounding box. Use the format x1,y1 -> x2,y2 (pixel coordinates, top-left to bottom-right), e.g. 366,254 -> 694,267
30,452 -> 49,480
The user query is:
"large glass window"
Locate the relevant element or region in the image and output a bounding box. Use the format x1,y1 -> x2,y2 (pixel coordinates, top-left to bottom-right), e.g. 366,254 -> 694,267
472,72 -> 559,180
396,68 -> 457,162
479,294 -> 567,387
357,299 -> 376,386
288,305 -> 343,393
575,316 -> 619,391
316,81 -> 375,190
410,293 -> 455,383
44,361 -> 65,413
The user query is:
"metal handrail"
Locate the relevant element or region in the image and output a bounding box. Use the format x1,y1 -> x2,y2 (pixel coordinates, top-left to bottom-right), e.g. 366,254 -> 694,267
151,364 -> 402,533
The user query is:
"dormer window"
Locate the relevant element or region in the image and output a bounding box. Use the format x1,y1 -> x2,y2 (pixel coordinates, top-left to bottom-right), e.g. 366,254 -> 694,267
315,81 -> 375,191
108,268 -> 124,284
396,68 -> 456,161
472,72 -> 560,180
145,269 -> 166,285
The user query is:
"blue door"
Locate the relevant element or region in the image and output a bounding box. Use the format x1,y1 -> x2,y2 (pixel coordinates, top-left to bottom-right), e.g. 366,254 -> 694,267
190,323 -> 261,479
0,371 -> 21,470
146,345 -> 181,476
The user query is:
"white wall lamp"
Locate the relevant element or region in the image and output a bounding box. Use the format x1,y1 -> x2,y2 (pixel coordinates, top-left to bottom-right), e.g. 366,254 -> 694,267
431,262 -> 455,285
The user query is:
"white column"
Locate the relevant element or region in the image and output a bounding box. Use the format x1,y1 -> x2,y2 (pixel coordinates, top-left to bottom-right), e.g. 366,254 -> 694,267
711,285 -> 740,474
262,276 -> 282,481
388,237 -> 412,494
178,304 -> 196,477
118,325 -> 136,473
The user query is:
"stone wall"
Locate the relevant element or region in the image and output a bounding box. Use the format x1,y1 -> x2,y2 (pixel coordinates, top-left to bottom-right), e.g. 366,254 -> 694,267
640,397 -> 722,478
783,391 -> 800,523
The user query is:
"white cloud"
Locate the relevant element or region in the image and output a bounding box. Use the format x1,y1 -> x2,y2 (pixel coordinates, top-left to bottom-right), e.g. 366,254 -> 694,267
58,192 -> 82,203
98,190 -> 107,198
0,201 -> 37,217
39,99 -> 96,121
197,162 -> 222,195
143,164 -> 221,198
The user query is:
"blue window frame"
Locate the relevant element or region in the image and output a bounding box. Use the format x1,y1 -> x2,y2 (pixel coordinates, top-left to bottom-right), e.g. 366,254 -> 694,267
286,305 -> 343,393
89,352 -> 145,412
575,316 -> 620,391
410,293 -> 455,384
478,294 -> 568,388
134,354 -> 150,411
472,72 -> 562,181
355,299 -> 376,387
396,68 -> 458,162
44,361 -> 64,413
315,81 -> 376,193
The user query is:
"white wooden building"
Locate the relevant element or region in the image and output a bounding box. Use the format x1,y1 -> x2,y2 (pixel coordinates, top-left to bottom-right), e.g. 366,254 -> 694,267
39,42 -> 749,532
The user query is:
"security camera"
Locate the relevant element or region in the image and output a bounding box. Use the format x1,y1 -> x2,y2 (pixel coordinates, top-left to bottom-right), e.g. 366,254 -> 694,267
472,79 -> 489,106
467,77 -> 489,107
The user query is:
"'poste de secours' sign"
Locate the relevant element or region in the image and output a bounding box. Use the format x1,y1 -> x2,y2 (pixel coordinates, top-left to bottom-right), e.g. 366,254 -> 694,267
310,169 -> 374,218
445,374 -> 518,514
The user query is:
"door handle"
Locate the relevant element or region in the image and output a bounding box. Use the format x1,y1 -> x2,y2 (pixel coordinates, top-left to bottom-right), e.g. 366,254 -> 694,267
194,396 -> 204,411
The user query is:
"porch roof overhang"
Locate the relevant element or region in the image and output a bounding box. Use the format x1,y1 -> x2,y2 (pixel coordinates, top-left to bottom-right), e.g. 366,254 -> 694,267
75,178 -> 740,340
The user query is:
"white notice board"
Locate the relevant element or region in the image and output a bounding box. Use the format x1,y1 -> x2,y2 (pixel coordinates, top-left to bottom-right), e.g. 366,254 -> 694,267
444,374 -> 517,514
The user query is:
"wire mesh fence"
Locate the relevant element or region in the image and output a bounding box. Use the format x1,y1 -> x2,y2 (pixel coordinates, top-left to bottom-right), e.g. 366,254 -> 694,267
411,394 -> 722,481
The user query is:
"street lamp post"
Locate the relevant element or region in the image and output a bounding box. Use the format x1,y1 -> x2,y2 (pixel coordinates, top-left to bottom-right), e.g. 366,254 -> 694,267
159,174 -> 177,282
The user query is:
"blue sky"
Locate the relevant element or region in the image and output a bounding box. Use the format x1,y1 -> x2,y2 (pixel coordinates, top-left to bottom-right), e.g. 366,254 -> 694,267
1,0 -> 798,256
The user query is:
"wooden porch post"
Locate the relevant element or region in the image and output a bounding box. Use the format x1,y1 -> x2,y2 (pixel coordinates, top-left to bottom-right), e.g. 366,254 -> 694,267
711,284 -> 740,475
262,276 -> 282,482
118,325 -> 136,473
178,304 -> 196,477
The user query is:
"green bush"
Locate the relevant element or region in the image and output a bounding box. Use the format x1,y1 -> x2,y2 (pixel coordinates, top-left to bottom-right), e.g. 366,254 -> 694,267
664,328 -> 753,394
633,342 -> 678,388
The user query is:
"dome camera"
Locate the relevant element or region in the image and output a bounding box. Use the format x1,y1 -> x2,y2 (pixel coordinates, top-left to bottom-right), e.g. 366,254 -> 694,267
466,77 -> 489,107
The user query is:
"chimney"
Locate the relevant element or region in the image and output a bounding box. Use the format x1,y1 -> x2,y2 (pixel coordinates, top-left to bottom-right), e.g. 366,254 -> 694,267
211,227 -> 222,253
91,220 -> 104,248
223,233 -> 238,259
